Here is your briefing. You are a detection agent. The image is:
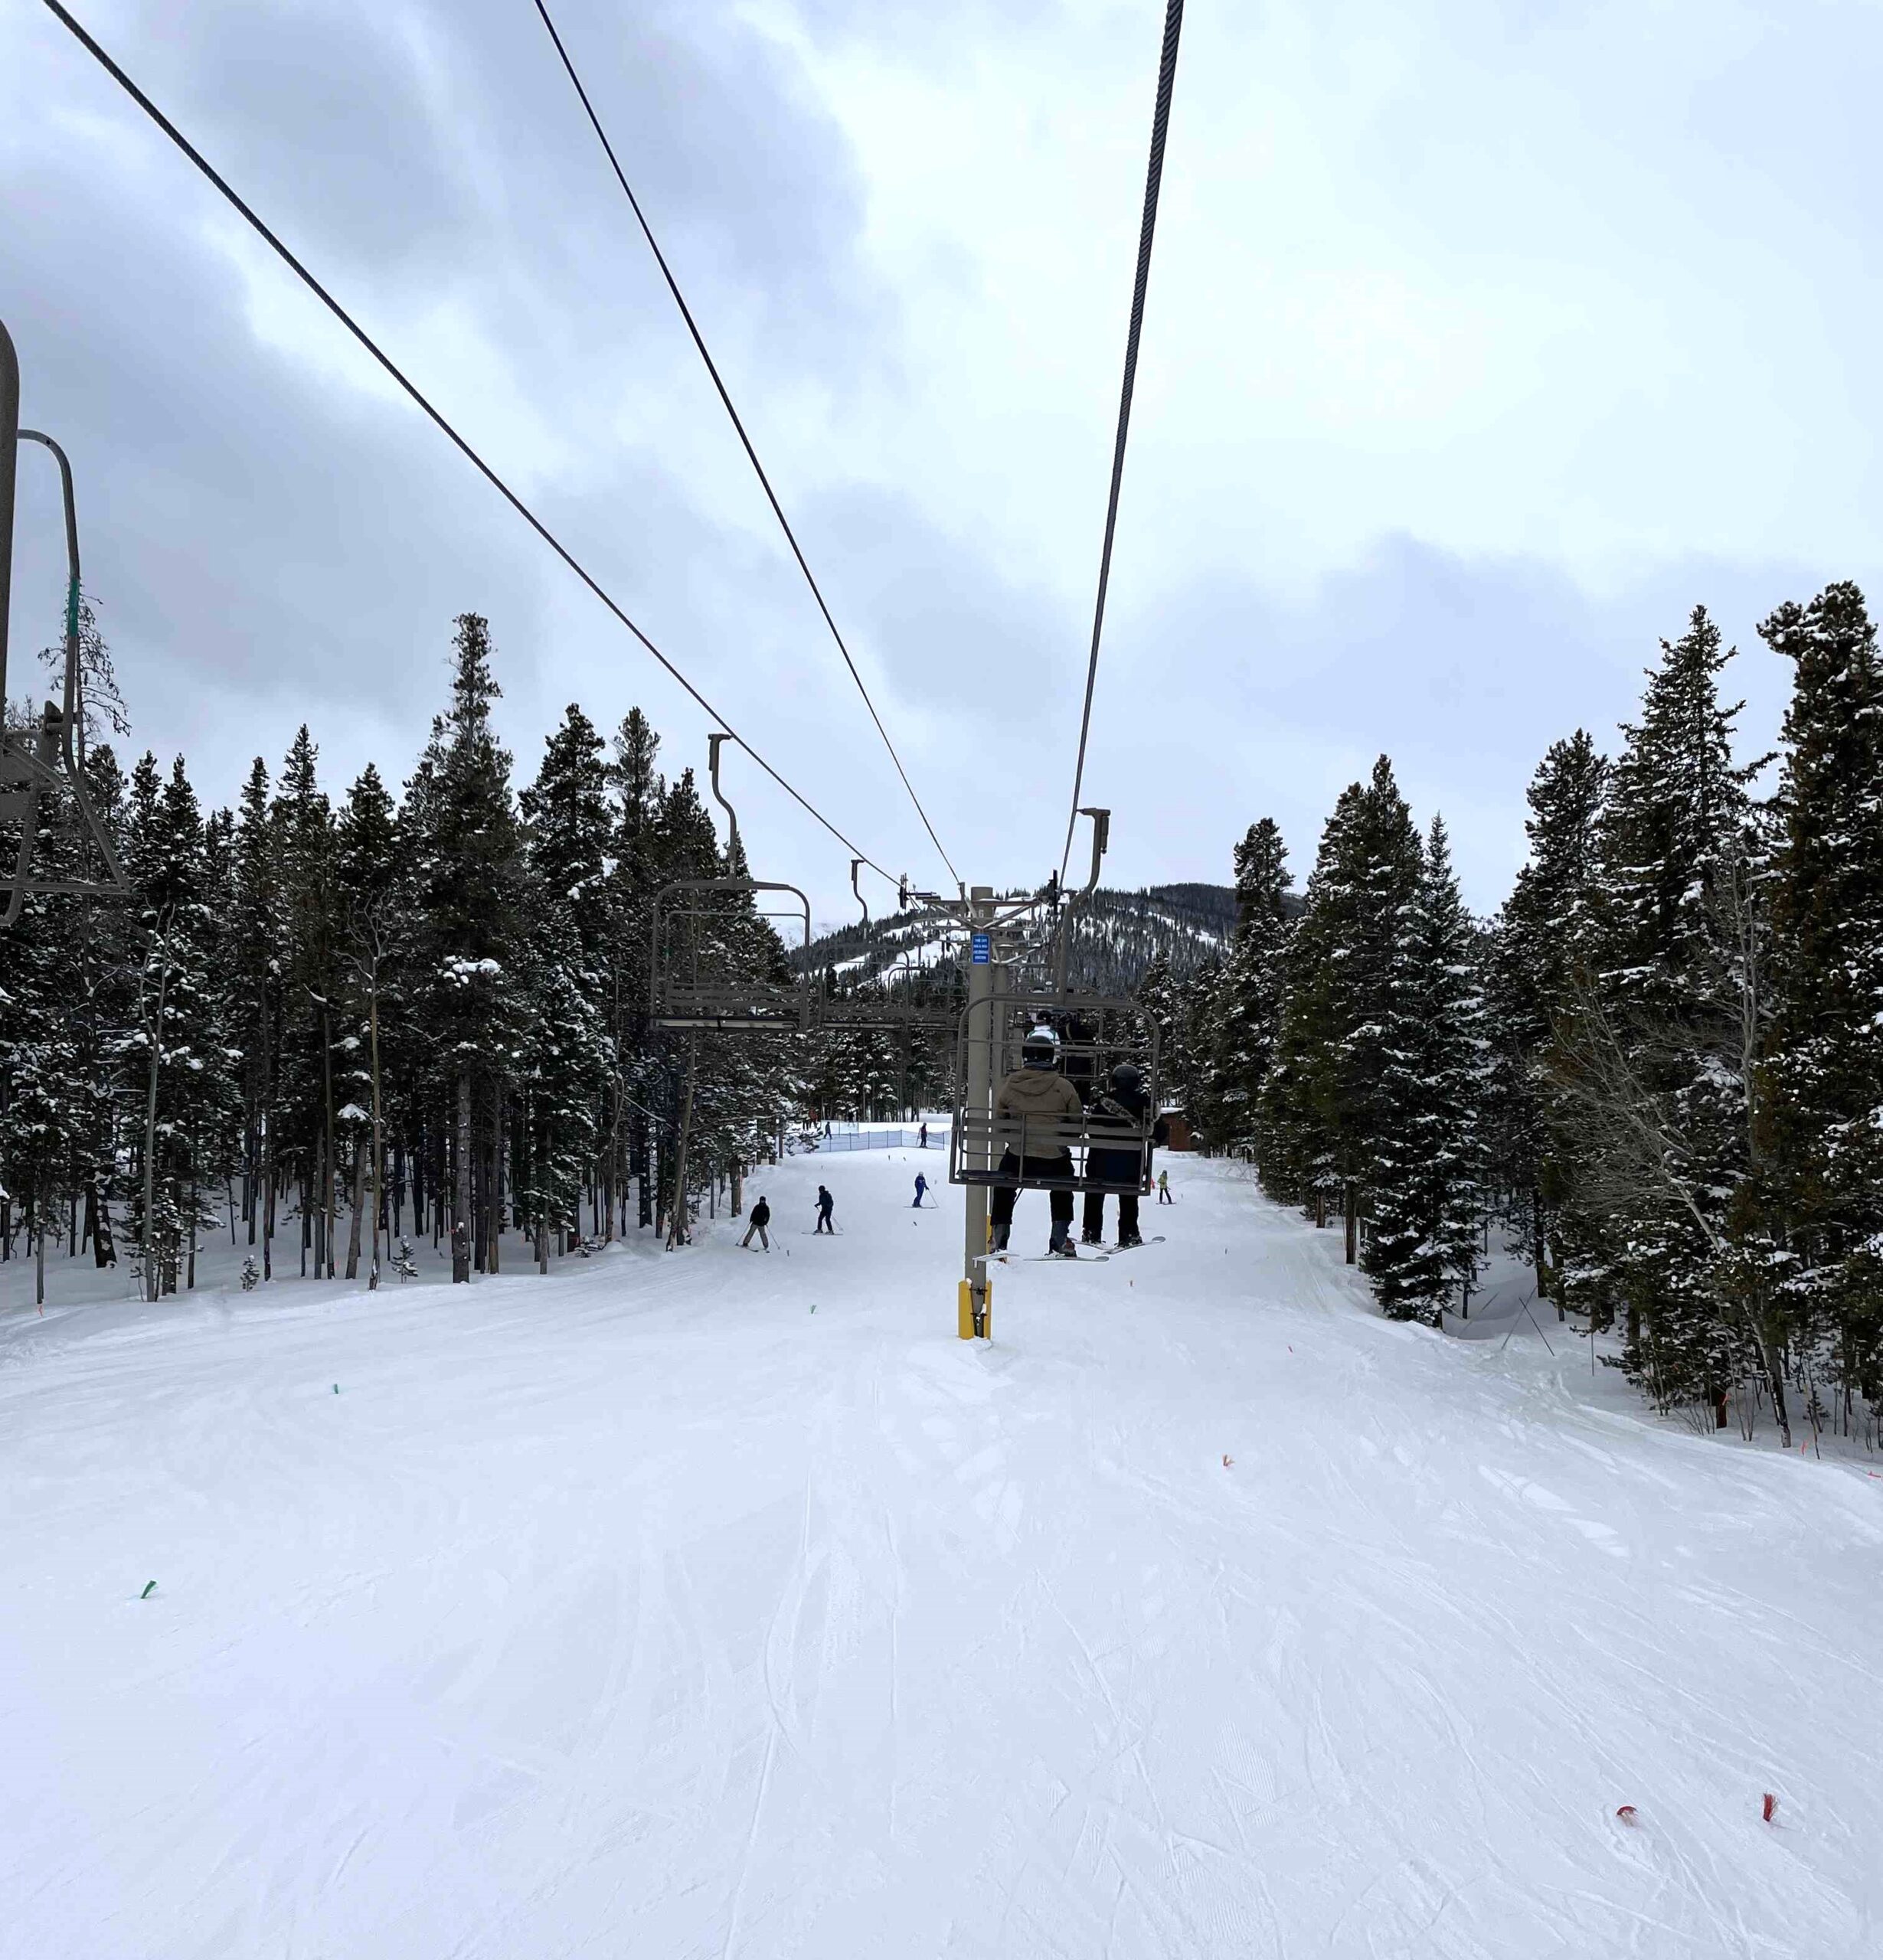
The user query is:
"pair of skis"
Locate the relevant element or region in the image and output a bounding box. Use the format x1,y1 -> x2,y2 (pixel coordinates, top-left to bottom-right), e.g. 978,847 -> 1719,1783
993,1236 -> 1165,1265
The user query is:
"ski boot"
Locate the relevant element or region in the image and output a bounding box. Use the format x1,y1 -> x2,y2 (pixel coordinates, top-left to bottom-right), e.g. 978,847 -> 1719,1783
1080,1228 -> 1103,1246
1048,1225 -> 1078,1259
1118,1231 -> 1143,1250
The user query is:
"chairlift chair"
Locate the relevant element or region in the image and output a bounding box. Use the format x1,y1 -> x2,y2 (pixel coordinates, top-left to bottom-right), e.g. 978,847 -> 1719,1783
811,862 -> 959,1033
948,989 -> 1162,1197
647,734 -> 815,1032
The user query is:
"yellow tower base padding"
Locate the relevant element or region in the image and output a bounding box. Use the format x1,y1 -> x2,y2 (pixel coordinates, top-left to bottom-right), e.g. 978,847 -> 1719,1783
957,1278 -> 992,1341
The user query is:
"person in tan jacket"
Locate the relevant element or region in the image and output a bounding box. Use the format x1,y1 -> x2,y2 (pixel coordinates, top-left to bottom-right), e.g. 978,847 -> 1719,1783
990,1025 -> 1084,1256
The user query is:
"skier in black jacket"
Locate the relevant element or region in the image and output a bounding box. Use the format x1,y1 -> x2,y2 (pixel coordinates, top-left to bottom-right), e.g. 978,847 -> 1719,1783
740,1197 -> 772,1250
1081,1063 -> 1159,1247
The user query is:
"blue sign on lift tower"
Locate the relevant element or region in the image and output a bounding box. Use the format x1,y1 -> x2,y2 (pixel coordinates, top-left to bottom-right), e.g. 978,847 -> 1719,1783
970,931 -> 991,964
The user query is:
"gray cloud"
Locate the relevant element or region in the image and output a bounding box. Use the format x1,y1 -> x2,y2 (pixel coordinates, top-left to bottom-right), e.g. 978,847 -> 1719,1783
5,0 -> 1878,932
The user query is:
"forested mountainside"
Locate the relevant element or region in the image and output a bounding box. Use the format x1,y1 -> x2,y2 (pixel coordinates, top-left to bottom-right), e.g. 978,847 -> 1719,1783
803,881 -> 1240,992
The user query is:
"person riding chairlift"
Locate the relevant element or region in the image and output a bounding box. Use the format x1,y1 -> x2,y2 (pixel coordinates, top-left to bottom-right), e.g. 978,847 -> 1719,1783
989,1024 -> 1084,1257
1082,1061 -> 1161,1249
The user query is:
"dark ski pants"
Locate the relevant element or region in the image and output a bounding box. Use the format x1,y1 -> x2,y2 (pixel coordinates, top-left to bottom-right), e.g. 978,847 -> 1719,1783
990,1152 -> 1074,1246
1083,1147 -> 1142,1243
815,1213 -> 835,1234
1083,1189 -> 1140,1242
740,1222 -> 769,1250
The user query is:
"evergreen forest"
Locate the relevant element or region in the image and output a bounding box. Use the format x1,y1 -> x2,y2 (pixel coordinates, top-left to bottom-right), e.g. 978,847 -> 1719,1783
5,585 -> 1881,1449
1172,586 -> 1883,1446
0,610 -> 946,1307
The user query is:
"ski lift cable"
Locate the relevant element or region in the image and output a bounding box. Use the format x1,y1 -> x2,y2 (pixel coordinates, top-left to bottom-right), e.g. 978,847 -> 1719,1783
530,0 -> 962,892
39,0 -> 902,887
1056,0 -> 1185,884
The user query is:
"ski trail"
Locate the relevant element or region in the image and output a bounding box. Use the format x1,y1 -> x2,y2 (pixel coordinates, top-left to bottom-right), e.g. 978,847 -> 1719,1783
2,1152 -> 1879,1957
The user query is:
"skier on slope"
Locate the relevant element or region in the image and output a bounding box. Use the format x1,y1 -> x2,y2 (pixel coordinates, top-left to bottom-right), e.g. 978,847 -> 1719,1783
740,1196 -> 772,1250
1080,1062 -> 1162,1249
989,1025 -> 1083,1256
912,1172 -> 929,1208
814,1184 -> 836,1234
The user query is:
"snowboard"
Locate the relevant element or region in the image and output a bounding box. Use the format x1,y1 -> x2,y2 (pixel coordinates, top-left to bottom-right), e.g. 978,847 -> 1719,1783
1108,1236 -> 1166,1254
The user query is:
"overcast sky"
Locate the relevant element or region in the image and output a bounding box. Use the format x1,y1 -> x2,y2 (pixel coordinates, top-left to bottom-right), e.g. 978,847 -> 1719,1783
6,0 -> 1881,926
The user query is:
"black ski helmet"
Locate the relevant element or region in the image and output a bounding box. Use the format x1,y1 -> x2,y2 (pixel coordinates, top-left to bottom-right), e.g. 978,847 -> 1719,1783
1110,1061 -> 1142,1093
1022,1026 -> 1060,1070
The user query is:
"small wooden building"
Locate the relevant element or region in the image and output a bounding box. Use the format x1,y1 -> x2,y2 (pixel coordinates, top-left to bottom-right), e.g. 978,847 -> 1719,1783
1159,1108 -> 1198,1152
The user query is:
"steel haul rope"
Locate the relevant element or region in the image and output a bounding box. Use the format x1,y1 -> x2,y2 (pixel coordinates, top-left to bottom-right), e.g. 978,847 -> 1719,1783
39,0 -> 902,886
532,0 -> 961,890
1058,0 -> 1186,882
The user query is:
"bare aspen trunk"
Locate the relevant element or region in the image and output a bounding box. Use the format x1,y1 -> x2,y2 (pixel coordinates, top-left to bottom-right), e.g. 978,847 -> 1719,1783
537,1161 -> 550,1275
665,1037 -> 698,1250
731,1161 -> 744,1218
87,1181 -> 116,1268
489,1105 -> 504,1274
345,1143 -> 365,1280
141,940 -> 172,1307
452,1070 -> 473,1283
257,977 -> 273,1274
601,1098 -> 616,1245
322,1008 -> 337,1280
367,979 -> 384,1289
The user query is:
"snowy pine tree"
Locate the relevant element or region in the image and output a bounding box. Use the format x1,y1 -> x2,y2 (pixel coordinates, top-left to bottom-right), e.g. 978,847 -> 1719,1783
412,616 -> 525,1281
1484,731 -> 1607,1304
1554,608 -> 1769,1419
1760,583 -> 1883,1413
1195,818 -> 1292,1157
1362,816 -> 1487,1323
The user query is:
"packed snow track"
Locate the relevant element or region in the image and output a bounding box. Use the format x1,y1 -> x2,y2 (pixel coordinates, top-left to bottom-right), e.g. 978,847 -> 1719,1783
5,1153 -> 1879,1958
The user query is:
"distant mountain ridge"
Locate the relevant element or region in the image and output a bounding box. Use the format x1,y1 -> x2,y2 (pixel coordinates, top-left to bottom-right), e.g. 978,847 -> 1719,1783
802,881 -> 1239,995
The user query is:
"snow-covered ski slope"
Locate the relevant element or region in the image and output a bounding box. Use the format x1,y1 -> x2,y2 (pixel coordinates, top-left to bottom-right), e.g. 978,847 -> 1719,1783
5,1155 -> 1880,1959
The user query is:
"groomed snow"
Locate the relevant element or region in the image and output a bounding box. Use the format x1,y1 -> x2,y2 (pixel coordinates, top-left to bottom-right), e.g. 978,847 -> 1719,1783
5,1154 -> 1880,1958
